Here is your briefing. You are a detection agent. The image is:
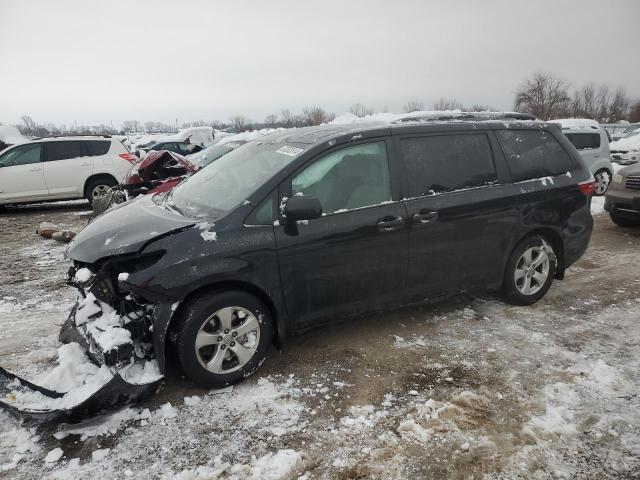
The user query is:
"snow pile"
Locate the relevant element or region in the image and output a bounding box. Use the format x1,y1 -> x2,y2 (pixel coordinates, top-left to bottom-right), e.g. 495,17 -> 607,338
84,306 -> 132,353
54,407 -> 151,440
74,268 -> 92,283
174,449 -> 304,479
4,343 -> 113,411
0,125 -> 29,147
610,131 -> 640,151
44,448 -> 64,464
548,118 -> 600,129
197,221 -> 217,242
121,360 -> 162,385
0,419 -> 40,472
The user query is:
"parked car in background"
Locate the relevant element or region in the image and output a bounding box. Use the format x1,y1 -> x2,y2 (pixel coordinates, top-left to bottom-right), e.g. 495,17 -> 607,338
551,120 -> 613,195
64,119 -> 595,388
610,129 -> 640,165
132,126 -> 215,158
135,140 -> 204,158
611,123 -> 640,142
92,150 -> 198,215
0,136 -> 135,206
187,141 -> 246,168
605,163 -> 640,227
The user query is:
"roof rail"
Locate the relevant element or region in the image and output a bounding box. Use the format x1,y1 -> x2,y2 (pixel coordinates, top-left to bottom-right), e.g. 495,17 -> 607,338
393,111 -> 537,124
30,134 -> 113,140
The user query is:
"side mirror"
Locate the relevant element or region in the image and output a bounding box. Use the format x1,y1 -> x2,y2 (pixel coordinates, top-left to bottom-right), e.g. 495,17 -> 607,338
284,195 -> 323,222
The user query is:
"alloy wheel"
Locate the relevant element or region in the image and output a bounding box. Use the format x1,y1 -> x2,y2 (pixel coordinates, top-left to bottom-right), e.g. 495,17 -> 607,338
92,184 -> 111,199
594,171 -> 610,196
514,246 -> 550,296
194,306 -> 260,374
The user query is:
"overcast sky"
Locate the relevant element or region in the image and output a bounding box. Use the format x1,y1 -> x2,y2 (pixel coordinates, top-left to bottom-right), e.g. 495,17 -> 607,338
1,0 -> 638,127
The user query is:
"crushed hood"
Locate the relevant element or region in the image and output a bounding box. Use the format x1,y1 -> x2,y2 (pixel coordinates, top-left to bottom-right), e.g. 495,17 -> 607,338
66,195 -> 196,263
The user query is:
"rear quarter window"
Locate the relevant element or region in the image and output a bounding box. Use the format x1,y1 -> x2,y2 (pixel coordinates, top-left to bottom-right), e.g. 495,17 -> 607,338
399,133 -> 497,197
84,140 -> 111,156
495,130 -> 574,182
564,132 -> 601,150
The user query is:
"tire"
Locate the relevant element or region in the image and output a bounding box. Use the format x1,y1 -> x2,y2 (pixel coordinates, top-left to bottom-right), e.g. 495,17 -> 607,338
503,235 -> 557,306
610,210 -> 640,227
593,169 -> 611,196
175,290 -> 274,388
85,177 -> 118,205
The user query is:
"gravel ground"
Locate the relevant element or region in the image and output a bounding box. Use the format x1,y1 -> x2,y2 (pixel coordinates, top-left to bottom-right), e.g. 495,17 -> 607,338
0,200 -> 639,479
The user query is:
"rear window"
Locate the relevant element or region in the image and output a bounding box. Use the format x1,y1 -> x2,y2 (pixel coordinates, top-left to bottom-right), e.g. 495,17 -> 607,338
495,130 -> 574,182
84,140 -> 111,156
399,134 -> 497,197
46,141 -> 85,162
564,133 -> 601,150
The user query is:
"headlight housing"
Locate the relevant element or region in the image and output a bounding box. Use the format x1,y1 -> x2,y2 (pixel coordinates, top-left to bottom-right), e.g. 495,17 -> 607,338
612,173 -> 624,184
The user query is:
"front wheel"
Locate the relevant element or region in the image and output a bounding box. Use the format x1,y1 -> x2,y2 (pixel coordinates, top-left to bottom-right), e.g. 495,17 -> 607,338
85,177 -> 118,205
503,235 -> 557,306
176,291 -> 273,388
593,169 -> 611,196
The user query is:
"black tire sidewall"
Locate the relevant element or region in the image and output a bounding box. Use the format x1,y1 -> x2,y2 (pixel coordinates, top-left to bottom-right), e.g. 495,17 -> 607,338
503,235 -> 557,305
610,211 -> 640,227
176,291 -> 273,388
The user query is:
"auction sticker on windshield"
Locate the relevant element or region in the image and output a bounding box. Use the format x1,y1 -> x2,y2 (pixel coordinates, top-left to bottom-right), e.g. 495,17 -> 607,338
276,146 -> 305,157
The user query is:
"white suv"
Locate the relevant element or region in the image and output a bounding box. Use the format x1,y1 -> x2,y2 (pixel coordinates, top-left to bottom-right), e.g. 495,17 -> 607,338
0,136 -> 136,206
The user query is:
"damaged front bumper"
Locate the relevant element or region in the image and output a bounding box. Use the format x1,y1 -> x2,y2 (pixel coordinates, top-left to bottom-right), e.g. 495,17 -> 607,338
0,262 -> 174,424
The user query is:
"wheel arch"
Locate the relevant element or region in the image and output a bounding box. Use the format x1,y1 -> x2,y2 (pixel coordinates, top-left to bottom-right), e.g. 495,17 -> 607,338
511,228 -> 565,280
169,280 -> 284,349
83,173 -> 119,198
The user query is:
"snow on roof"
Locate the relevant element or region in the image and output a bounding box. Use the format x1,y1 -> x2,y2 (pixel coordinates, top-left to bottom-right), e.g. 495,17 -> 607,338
331,110 -> 536,126
0,126 -> 29,146
548,118 -> 601,130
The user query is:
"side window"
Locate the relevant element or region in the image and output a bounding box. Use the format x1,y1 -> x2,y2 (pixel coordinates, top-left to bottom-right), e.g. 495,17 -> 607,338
0,144 -> 42,167
564,133 -> 601,150
245,193 -> 275,225
46,141 -> 85,162
399,134 -> 497,197
496,130 -> 574,182
292,141 -> 391,214
84,140 -> 111,156
180,143 -> 200,155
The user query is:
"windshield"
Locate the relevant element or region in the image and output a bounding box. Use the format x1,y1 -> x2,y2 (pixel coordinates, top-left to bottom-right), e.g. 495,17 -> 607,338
170,141 -> 303,217
188,144 -> 235,168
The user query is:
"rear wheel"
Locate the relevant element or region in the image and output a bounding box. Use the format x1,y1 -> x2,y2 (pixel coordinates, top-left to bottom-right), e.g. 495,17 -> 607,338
593,169 -> 611,196
610,210 -> 640,227
85,177 -> 118,205
176,291 -> 273,388
503,235 -> 557,306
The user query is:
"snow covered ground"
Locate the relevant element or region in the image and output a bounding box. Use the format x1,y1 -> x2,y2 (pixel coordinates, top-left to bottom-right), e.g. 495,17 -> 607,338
1,202 -> 639,479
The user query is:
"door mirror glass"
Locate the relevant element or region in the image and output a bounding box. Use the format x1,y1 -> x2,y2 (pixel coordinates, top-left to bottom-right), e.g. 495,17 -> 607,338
284,195 -> 323,221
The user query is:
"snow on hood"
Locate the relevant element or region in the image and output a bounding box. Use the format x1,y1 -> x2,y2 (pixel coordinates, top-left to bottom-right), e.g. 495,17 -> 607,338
0,126 -> 29,147
610,131 -> 640,151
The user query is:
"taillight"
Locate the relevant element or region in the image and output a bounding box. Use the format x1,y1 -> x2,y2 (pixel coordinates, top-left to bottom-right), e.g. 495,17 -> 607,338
119,153 -> 137,163
578,177 -> 597,196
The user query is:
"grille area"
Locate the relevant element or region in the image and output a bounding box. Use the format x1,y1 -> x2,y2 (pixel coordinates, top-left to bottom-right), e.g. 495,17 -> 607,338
626,175 -> 640,190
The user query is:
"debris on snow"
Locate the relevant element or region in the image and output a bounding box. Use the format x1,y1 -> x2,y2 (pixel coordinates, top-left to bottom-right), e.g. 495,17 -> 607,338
44,448 -> 63,464
91,448 -> 110,462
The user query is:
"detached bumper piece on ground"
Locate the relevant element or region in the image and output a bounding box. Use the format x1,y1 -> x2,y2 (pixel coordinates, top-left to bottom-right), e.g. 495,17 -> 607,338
0,267 -> 163,424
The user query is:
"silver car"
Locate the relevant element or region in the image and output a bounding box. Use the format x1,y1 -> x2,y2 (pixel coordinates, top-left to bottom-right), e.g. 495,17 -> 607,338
562,126 -> 613,195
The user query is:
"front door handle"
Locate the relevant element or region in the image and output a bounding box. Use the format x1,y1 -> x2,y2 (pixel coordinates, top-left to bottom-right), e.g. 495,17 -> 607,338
29,167 -> 42,172
411,210 -> 438,224
377,215 -> 405,232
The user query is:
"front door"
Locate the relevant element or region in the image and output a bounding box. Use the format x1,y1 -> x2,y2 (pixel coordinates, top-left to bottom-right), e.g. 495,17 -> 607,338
0,143 -> 48,203
43,141 -> 93,197
274,140 -> 408,330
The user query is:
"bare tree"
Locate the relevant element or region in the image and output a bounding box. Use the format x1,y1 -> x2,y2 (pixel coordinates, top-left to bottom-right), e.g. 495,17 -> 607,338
432,97 -> 463,111
350,103 -> 374,117
467,104 -> 495,112
569,84 -> 629,122
403,100 -> 424,113
230,115 -> 250,132
302,106 -> 334,126
264,114 -> 279,127
279,108 -> 294,127
514,72 -> 571,120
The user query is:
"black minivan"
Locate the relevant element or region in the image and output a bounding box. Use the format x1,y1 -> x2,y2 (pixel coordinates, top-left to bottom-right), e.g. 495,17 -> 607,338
64,119 -> 595,387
